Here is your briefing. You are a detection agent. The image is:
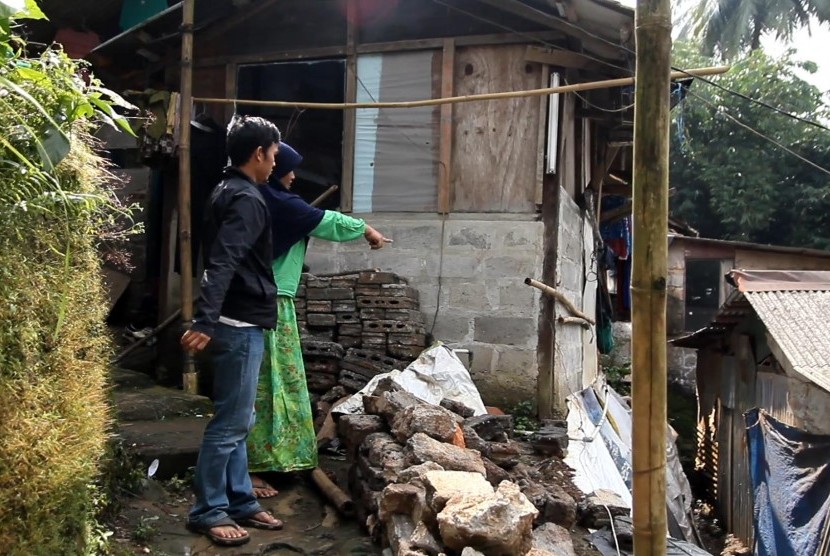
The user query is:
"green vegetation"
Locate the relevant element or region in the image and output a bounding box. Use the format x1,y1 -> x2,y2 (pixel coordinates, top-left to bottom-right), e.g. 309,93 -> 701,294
0,1 -> 136,553
510,400 -> 540,432
671,41 -> 830,249
680,0 -> 830,59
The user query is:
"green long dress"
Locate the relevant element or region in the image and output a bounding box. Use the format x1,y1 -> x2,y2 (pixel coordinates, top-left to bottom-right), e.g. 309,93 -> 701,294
247,210 -> 366,473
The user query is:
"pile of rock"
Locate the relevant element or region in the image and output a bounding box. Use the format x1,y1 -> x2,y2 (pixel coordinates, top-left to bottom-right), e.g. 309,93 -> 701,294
335,378 -> 580,556
296,271 -> 428,398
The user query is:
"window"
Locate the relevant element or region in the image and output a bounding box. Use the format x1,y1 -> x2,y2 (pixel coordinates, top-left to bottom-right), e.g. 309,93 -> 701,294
685,259 -> 722,331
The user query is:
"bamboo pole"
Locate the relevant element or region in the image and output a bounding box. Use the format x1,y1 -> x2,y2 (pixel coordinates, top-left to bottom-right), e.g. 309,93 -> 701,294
178,0 -> 197,395
632,0 -> 671,552
309,184 -> 340,207
310,468 -> 356,517
111,310 -> 182,365
524,278 -> 596,325
192,66 -> 728,110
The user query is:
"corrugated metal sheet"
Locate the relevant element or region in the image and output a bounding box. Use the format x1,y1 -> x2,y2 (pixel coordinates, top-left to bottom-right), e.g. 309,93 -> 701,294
756,372 -> 798,427
745,290 -> 830,393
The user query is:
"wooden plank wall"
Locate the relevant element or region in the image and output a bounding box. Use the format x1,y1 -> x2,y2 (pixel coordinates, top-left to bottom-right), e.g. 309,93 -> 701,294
451,45 -> 544,213
718,354 -> 736,534
733,335 -> 756,547
696,349 -> 722,502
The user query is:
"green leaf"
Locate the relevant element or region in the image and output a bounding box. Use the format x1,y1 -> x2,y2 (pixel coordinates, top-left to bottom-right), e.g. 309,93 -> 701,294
14,65 -> 46,82
89,96 -> 136,137
89,85 -> 138,111
38,126 -> 70,169
21,0 -> 45,20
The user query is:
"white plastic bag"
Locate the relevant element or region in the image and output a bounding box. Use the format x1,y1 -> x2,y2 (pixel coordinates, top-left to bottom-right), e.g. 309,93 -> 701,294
336,344 -> 487,416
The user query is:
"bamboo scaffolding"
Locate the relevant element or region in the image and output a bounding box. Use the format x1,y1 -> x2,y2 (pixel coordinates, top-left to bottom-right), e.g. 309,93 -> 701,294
192,66 -> 728,110
632,0 -> 671,553
178,0 -> 197,394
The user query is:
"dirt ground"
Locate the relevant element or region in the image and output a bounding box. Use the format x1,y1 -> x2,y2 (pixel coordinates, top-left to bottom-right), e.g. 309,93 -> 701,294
108,456 -> 380,556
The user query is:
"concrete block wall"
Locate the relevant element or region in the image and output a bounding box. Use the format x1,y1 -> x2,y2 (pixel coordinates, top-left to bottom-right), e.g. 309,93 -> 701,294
304,214 -> 545,407
553,191 -> 589,409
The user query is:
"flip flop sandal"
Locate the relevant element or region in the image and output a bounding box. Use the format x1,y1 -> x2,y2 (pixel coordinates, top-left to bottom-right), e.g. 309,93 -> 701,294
186,517 -> 250,547
251,478 -> 279,499
237,510 -> 284,531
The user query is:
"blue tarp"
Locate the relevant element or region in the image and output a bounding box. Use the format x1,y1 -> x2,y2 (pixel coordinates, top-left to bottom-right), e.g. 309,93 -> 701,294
746,409 -> 830,556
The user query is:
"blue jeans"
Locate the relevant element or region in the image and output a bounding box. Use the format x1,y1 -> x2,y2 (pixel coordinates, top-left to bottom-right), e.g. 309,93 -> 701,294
188,324 -> 265,528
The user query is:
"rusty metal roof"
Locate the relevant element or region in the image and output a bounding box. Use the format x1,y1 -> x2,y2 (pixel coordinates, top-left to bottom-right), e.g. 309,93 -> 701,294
672,270 -> 830,393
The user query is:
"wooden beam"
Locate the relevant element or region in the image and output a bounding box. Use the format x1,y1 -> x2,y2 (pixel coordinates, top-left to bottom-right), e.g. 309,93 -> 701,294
535,64 -> 551,206
525,46 -> 601,71
438,38 -> 455,214
194,46 -> 346,69
355,31 -> 565,55
178,0 -> 197,394
340,0 -> 358,213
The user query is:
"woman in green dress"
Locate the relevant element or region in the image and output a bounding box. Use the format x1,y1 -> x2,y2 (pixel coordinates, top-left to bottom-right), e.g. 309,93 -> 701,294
247,142 -> 389,497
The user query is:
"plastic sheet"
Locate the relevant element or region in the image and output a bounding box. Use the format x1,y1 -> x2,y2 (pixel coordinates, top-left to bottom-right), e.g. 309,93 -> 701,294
335,344 -> 488,416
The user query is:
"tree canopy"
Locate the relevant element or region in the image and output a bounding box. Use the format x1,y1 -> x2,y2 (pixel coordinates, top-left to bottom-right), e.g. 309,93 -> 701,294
670,41 -> 830,249
680,0 -> 830,59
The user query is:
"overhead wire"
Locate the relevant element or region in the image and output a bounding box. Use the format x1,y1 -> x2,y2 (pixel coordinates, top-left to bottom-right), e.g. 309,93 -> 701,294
687,89 -> 830,178
431,0 -> 830,131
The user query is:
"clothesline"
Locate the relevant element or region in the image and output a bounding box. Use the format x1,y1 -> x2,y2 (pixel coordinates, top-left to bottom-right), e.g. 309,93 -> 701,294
192,66 -> 729,110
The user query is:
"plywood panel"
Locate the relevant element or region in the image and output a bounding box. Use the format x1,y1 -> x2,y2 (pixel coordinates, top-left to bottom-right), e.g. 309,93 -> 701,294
451,45 -> 543,213
558,93 -> 577,199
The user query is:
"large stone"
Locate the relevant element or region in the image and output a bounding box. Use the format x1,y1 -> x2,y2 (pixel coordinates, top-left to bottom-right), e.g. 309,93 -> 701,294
437,481 -> 538,555
338,414 -> 387,458
423,470 -> 494,513
410,522 -> 442,556
578,489 -> 629,529
405,433 -> 486,476
379,483 -> 426,521
397,462 -> 445,485
485,441 -> 522,469
386,514 -> 416,555
530,425 -> 570,458
531,523 -> 577,556
361,432 -> 408,482
482,458 -> 510,487
364,388 -> 424,423
464,414 -> 514,441
440,398 -> 476,419
521,481 -> 577,528
392,404 -> 460,444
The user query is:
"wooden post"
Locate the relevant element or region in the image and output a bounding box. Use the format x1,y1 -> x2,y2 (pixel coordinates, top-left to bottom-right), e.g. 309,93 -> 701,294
340,0 -> 358,213
438,38 -> 455,214
178,0 -> 198,394
632,0 -> 671,553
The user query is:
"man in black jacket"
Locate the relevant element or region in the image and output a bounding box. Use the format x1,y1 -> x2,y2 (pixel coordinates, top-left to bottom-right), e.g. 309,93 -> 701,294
181,116 -> 284,546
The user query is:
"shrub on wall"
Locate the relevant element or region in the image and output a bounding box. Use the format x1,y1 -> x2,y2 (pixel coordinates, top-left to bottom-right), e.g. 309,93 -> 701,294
0,2 -> 136,553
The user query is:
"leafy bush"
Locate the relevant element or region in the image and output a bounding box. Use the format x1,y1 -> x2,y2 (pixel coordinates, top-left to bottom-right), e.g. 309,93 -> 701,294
0,2 -> 136,553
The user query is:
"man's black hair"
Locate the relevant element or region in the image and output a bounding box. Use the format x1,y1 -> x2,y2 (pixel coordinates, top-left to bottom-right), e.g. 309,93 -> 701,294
226,116 -> 282,167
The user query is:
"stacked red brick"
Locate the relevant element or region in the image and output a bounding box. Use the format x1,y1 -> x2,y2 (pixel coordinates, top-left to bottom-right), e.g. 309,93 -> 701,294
295,270 -> 428,395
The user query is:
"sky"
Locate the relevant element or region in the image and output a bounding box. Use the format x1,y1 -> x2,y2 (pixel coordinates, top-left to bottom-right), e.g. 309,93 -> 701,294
617,0 -> 830,93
